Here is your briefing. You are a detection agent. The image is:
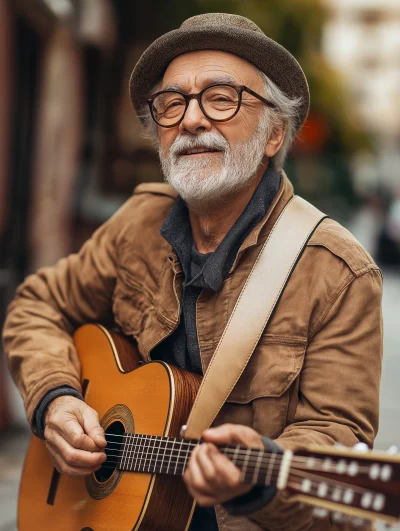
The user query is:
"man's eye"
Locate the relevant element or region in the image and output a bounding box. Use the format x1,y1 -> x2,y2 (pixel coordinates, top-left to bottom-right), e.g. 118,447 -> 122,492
166,100 -> 185,108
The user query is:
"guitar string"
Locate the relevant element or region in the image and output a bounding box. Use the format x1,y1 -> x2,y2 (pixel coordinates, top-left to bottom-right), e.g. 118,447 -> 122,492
100,451 -> 378,496
104,441 -> 302,468
103,449 -> 372,476
103,437 -> 373,472
102,446 -> 372,474
104,434 -> 331,466
103,433 -> 377,468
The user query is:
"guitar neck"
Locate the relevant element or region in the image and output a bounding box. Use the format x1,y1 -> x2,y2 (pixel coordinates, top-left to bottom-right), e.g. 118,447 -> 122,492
106,433 -> 400,525
113,433 -> 280,487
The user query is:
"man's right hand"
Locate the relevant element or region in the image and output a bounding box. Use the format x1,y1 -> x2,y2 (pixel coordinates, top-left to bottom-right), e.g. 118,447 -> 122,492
44,395 -> 107,476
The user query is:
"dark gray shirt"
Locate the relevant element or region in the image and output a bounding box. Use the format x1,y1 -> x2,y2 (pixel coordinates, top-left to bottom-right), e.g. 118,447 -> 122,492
153,166 -> 281,375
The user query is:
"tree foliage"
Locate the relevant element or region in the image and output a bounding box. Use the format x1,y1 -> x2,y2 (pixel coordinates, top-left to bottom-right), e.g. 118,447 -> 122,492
130,0 -> 372,208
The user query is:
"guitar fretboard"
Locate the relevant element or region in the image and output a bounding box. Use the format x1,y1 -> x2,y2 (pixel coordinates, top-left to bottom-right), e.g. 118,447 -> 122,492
112,433 -> 280,487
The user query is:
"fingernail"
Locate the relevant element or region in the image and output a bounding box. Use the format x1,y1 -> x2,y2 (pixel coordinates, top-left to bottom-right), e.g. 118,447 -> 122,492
96,435 -> 106,443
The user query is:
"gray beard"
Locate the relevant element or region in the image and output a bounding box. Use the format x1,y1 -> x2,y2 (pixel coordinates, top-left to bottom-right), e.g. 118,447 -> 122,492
159,114 -> 270,212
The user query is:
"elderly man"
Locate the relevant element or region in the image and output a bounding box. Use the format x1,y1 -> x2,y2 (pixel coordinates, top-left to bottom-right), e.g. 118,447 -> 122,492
3,13 -> 382,531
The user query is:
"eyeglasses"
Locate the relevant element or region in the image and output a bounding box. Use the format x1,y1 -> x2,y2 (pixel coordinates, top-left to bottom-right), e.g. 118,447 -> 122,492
147,84 -> 277,128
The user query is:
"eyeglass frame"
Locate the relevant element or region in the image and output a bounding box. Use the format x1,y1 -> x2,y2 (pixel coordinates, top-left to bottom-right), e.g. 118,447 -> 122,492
147,83 -> 277,128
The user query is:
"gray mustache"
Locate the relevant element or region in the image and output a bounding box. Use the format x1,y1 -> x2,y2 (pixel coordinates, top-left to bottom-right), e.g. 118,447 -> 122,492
170,133 -> 229,158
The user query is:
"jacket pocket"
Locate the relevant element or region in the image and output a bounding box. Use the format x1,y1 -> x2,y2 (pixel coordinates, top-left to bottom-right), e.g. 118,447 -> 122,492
112,271 -> 152,336
226,336 -> 307,404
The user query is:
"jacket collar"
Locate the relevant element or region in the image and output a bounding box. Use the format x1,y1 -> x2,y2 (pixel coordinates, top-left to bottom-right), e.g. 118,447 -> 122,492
162,170 -> 294,278
228,172 -> 294,273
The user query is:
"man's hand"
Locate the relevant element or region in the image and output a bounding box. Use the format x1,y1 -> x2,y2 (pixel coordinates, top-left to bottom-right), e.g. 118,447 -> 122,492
183,424 -> 264,507
44,395 -> 107,476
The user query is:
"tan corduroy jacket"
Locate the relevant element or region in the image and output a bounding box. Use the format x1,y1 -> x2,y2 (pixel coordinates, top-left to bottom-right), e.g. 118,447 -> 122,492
3,174 -> 383,531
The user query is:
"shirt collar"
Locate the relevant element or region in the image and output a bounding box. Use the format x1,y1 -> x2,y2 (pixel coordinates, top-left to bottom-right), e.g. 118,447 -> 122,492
160,166 -> 281,291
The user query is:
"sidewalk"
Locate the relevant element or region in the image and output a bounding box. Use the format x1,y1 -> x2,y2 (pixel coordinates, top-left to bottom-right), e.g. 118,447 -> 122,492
0,425 -> 29,531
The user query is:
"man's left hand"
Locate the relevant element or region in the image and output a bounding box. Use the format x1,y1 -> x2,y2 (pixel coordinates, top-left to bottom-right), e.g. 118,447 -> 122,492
183,424 -> 264,506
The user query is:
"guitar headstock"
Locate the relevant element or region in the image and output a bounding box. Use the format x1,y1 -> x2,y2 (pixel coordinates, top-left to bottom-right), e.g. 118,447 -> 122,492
288,445 -> 400,525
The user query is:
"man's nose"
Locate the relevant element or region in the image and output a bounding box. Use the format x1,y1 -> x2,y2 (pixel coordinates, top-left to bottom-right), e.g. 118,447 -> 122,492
179,98 -> 212,135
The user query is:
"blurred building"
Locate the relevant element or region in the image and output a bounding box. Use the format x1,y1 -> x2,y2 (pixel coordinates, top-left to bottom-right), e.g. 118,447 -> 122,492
322,0 -> 400,194
1,0 -> 393,427
0,0 -> 165,428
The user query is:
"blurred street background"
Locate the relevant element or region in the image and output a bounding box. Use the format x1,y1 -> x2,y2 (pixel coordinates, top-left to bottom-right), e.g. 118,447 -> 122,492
0,0 -> 399,529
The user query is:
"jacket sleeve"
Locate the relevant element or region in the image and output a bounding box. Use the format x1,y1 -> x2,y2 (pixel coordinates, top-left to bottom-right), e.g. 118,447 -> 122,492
248,267 -> 383,530
32,386 -> 84,438
2,198 -> 136,428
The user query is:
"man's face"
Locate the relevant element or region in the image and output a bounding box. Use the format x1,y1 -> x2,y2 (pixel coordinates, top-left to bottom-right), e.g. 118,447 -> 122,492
158,50 -> 266,153
156,50 -> 281,209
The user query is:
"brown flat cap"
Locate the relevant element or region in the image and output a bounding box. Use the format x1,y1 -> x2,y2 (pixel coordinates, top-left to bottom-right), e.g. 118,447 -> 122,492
129,13 -> 310,131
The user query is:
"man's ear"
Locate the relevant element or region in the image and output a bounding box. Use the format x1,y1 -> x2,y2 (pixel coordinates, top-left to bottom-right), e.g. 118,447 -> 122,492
265,126 -> 286,158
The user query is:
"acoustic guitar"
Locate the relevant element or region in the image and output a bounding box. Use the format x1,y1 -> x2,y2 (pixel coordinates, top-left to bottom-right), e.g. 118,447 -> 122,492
18,324 -> 400,530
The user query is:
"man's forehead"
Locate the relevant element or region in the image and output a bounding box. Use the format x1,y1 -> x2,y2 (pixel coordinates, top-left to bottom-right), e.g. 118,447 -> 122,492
161,50 -> 262,91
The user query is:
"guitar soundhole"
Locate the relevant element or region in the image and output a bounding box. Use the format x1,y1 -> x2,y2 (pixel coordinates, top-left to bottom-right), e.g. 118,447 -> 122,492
86,404 -> 134,500
94,420 -> 125,483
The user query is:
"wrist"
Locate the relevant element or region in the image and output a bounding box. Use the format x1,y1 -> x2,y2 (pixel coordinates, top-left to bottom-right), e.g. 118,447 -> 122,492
45,394 -> 81,424
32,386 -> 83,439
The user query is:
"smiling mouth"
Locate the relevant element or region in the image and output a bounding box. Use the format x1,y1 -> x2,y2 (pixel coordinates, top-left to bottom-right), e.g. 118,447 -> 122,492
180,147 -> 222,156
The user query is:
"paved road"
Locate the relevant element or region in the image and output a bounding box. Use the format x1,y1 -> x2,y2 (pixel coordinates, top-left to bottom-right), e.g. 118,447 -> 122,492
375,269 -> 400,531
0,270 -> 399,530
375,269 -> 400,452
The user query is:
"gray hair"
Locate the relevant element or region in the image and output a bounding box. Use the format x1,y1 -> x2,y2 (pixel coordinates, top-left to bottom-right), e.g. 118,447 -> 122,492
138,70 -> 303,170
258,72 -> 303,169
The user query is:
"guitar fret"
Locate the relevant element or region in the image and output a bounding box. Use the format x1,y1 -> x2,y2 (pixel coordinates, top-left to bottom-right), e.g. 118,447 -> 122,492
124,433 -> 133,471
152,436 -> 160,474
126,433 -> 135,472
182,445 -> 192,474
154,436 -> 163,474
129,434 -> 136,472
158,438 -> 168,474
174,439 -> 184,475
253,449 -> 264,484
139,435 -> 149,472
265,452 -> 276,485
241,448 -> 252,482
165,439 -> 175,474
232,444 -> 241,465
134,435 -> 142,472
119,434 -> 127,470
142,435 -> 150,472
133,434 -> 140,472
143,435 -> 152,473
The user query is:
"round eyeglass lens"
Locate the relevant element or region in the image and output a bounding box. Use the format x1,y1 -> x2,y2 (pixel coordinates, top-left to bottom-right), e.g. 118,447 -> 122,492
152,92 -> 186,126
202,85 -> 240,121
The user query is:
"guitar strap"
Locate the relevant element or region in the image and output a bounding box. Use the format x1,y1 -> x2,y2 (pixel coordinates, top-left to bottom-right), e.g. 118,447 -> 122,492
183,196 -> 327,439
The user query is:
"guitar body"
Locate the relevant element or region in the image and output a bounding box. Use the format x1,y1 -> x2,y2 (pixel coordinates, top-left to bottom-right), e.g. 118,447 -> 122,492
18,324 -> 201,531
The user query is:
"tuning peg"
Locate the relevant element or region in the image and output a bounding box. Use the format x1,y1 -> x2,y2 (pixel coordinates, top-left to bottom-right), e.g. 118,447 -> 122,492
352,442 -> 369,452
387,445 -> 398,455
332,511 -> 346,523
351,517 -> 370,527
312,507 -> 328,519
